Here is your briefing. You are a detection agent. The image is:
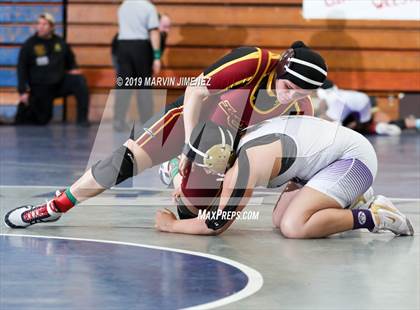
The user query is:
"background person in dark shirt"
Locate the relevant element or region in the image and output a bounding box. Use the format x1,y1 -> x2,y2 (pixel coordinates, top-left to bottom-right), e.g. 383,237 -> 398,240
16,13 -> 90,125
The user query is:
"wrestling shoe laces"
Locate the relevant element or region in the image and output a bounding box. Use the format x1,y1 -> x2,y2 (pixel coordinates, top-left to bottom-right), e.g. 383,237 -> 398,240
22,200 -> 60,224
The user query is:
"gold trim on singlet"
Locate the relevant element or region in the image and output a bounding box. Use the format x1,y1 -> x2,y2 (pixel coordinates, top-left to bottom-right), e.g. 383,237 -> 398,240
249,51 -> 286,115
281,96 -> 313,116
279,100 -> 299,115
224,76 -> 253,92
205,51 -> 261,79
294,101 -> 301,114
266,69 -> 277,98
270,51 -> 281,60
248,48 -> 262,86
265,50 -> 281,98
136,106 -> 184,148
206,48 -> 262,95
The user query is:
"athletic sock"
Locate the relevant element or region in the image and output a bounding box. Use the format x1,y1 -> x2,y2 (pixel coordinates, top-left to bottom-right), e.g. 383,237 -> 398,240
54,188 -> 77,212
352,209 -> 375,231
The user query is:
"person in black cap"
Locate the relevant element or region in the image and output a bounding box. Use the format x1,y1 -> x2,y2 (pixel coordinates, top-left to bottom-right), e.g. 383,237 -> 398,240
4,41 -> 328,229
16,13 -> 90,126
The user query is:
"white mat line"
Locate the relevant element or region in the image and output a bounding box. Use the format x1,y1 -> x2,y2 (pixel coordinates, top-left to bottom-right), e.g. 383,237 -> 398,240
1,186 -> 419,202
0,233 -> 263,310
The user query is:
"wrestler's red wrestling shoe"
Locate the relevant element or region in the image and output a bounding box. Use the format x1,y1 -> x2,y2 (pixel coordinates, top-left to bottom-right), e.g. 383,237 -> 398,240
4,199 -> 61,229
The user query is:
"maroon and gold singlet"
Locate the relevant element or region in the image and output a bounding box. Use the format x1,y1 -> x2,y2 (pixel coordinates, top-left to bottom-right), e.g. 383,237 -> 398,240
136,46 -> 313,165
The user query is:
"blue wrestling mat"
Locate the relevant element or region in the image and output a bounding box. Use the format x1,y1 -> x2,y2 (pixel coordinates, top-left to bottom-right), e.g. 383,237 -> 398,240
0,235 -> 259,310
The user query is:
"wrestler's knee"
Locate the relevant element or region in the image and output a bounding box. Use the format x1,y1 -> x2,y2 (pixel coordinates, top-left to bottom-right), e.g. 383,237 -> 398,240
124,139 -> 137,153
279,216 -> 306,239
124,139 -> 152,171
90,139 -> 153,189
91,144 -> 137,188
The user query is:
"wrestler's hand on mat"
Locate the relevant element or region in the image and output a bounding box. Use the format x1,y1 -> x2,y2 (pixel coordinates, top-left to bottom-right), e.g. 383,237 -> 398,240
178,154 -> 192,177
155,208 -> 177,232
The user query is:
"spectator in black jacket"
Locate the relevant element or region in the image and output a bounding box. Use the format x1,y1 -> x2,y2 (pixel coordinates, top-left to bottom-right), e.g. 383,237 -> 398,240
16,13 -> 90,125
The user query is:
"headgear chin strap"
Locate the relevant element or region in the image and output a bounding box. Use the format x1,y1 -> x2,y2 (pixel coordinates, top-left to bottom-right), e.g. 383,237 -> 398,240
188,126 -> 234,175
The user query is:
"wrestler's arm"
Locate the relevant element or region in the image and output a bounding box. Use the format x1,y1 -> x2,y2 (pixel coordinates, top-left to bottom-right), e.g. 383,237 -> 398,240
179,77 -> 210,176
183,48 -> 258,143
183,75 -> 210,144
157,153 -> 258,235
180,47 -> 260,175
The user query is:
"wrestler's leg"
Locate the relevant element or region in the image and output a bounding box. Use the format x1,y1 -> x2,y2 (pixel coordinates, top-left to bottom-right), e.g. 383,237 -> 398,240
70,144 -> 147,202
279,186 -> 353,238
69,139 -> 153,202
272,181 -> 302,228
279,158 -> 373,238
278,158 -> 413,238
279,186 -> 413,238
70,96 -> 186,203
4,96 -> 186,228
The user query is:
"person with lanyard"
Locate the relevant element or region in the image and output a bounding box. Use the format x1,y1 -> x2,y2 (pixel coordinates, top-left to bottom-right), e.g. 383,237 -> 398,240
5,41 -> 329,229
114,0 -> 162,131
15,13 -> 90,126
